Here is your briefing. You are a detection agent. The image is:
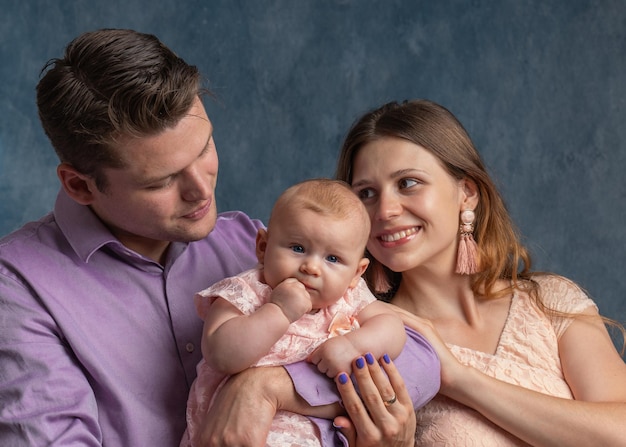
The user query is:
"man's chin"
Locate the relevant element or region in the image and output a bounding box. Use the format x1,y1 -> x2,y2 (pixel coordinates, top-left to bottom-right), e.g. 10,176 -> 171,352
178,222 -> 216,243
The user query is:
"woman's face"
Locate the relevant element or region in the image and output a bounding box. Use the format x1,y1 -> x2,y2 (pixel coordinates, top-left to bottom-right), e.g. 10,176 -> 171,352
350,137 -> 469,275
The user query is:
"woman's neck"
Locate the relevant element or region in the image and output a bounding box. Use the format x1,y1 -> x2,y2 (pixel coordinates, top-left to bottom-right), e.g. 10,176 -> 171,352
392,270 -> 514,353
391,268 -> 478,323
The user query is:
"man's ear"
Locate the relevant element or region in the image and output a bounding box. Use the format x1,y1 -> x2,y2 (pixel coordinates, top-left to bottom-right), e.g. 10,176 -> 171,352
255,229 -> 269,264
460,178 -> 479,210
349,257 -> 370,289
56,162 -> 97,205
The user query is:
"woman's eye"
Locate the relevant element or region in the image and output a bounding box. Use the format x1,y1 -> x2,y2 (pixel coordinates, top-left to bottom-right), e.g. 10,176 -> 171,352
356,187 -> 375,200
399,178 -> 418,189
291,245 -> 305,254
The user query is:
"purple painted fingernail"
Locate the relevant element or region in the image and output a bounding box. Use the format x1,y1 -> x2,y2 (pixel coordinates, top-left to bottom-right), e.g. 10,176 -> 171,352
383,353 -> 391,364
365,352 -> 375,365
356,357 -> 365,369
338,373 -> 349,384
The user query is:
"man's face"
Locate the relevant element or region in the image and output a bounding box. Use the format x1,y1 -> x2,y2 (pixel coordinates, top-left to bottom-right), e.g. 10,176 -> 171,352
87,97 -> 219,261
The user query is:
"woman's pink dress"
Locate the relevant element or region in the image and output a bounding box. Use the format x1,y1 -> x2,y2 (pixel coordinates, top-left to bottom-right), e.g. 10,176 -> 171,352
414,274 -> 597,446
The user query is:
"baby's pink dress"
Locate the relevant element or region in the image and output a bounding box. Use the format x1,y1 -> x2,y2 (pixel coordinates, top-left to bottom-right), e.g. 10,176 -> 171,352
414,274 -> 597,446
181,267 -> 375,447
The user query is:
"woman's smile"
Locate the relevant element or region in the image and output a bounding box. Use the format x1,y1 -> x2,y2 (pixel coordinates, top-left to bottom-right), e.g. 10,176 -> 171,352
378,226 -> 420,243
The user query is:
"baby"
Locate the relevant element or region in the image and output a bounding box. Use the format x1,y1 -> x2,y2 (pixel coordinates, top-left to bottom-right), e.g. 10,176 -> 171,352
181,178 -> 407,447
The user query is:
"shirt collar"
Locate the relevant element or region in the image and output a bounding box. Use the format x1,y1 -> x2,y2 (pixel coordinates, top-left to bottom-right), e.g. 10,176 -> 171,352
54,189 -> 119,263
54,189 -> 190,267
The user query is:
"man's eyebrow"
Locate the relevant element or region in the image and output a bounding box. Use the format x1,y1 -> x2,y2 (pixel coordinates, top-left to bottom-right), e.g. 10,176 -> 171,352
141,128 -> 213,186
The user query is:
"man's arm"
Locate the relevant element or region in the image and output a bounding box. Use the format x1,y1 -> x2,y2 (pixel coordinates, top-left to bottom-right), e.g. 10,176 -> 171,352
197,365 -> 342,446
199,326 -> 440,446
0,275 -> 102,446
289,326 -> 441,409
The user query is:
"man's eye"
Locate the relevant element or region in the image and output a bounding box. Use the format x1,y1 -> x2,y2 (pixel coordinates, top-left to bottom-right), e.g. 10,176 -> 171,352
146,178 -> 173,190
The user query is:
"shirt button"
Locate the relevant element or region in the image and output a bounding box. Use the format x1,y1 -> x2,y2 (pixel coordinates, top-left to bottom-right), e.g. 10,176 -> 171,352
185,343 -> 195,353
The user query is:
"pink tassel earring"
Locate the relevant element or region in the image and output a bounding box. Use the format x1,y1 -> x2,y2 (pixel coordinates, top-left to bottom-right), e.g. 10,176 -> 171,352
455,209 -> 479,275
372,261 -> 392,294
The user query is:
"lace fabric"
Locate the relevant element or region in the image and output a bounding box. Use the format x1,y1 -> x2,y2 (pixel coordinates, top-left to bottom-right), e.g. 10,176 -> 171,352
414,275 -> 596,446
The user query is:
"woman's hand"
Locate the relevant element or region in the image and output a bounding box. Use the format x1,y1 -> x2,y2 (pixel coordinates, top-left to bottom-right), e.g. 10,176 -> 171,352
389,304 -> 465,397
333,353 -> 416,447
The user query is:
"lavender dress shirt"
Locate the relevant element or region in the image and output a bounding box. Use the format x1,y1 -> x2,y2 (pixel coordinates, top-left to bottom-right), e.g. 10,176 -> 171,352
0,190 -> 441,446
0,190 -> 264,446
286,326 -> 440,447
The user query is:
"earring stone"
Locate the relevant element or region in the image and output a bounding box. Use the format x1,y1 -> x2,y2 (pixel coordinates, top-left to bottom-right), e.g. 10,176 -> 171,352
456,209 -> 479,275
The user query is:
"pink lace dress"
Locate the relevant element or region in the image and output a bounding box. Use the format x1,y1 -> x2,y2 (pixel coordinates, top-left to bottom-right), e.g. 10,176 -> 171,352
414,275 -> 597,446
181,267 -> 375,447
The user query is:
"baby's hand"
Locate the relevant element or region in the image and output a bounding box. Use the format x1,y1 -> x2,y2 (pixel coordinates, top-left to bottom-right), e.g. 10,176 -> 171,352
270,278 -> 312,323
308,336 -> 360,378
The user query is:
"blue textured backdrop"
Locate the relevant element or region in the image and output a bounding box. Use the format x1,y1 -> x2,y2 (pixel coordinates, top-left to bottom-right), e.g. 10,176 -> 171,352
1,1 -> 624,350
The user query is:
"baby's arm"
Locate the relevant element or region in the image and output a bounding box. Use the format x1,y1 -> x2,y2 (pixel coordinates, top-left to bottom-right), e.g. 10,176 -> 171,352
202,278 -> 312,375
308,301 -> 407,377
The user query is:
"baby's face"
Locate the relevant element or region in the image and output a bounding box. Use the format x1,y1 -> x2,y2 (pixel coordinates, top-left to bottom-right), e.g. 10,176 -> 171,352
260,208 -> 368,309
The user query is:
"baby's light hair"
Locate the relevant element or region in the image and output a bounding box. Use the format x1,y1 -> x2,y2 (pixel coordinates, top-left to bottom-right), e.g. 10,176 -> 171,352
269,178 -> 371,250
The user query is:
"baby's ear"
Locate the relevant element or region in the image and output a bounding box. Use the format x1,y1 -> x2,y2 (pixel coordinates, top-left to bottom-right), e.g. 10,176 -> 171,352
349,257 -> 370,288
255,229 -> 269,264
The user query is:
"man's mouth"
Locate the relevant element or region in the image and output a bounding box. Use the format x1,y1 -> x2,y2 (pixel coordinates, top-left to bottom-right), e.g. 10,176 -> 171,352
183,200 -> 211,219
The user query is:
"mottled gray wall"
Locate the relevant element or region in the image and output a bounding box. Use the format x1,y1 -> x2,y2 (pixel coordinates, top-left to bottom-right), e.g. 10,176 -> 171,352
1,0 -> 625,349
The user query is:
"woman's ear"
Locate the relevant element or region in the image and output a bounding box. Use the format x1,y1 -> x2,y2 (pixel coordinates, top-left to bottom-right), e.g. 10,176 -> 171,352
255,229 -> 269,264
56,163 -> 97,205
460,178 -> 479,210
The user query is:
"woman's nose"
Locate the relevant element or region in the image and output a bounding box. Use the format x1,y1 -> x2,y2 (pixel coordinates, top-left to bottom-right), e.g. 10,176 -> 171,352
376,191 -> 402,221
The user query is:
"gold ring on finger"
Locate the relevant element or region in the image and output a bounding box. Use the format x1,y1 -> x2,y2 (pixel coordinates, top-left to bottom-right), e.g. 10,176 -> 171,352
384,394 -> 397,406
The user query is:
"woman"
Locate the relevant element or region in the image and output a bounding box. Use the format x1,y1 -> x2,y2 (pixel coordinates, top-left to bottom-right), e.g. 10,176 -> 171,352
334,99 -> 626,446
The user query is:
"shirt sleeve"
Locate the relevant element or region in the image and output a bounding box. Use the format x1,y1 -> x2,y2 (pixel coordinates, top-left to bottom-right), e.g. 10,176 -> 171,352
0,274 -> 103,446
284,326 -> 440,409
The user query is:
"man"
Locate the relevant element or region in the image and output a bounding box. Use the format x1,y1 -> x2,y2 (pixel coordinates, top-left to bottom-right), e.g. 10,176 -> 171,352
0,29 -> 439,446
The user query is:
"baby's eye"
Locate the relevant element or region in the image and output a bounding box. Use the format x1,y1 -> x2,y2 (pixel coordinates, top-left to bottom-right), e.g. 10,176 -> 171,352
291,245 -> 305,254
326,255 -> 339,263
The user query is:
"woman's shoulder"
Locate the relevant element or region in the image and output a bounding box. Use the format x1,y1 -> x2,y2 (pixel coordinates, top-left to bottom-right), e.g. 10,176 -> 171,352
526,273 -> 598,337
530,273 -> 592,307
530,273 -> 574,290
